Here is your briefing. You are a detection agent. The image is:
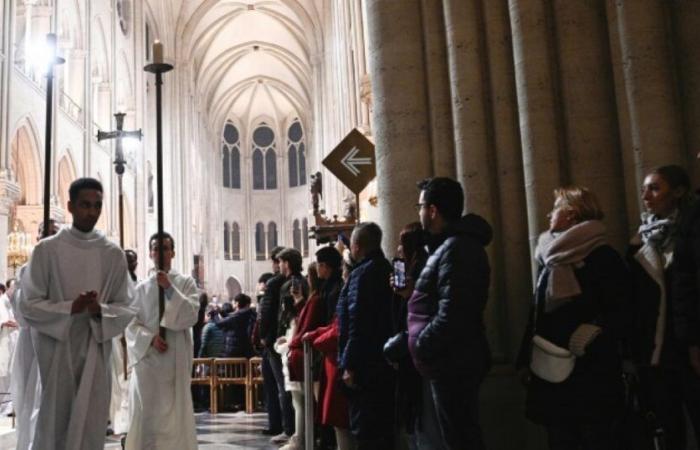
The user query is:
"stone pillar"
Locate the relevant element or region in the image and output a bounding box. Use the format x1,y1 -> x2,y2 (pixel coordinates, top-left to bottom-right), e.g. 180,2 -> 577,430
67,49 -> 86,113
509,0 -> 566,255
552,0 -> 628,249
365,0 -> 432,253
0,0 -> 16,169
420,0 -> 455,178
443,0 -> 505,358
0,175 -> 21,280
613,0 -> 684,178
670,1 -> 700,186
483,0 -> 532,360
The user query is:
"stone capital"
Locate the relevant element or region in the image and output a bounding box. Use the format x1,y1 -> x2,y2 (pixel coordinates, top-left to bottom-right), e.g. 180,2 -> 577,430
0,171 -> 21,215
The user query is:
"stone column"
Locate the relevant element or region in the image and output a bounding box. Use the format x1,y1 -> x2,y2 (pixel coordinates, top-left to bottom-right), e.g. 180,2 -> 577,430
509,0 -> 566,255
420,0 -> 455,178
613,0 -> 684,177
443,0 -> 505,359
552,0 -> 628,249
0,0 -> 15,169
0,175 -> 21,280
365,0 -> 432,253
483,0 -> 532,360
670,1 -> 700,186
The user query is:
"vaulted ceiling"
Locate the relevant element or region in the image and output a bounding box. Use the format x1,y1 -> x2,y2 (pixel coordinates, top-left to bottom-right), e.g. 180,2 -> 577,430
176,0 -> 324,131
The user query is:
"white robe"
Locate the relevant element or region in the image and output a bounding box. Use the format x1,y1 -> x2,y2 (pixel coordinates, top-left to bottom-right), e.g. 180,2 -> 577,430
0,293 -> 18,415
109,276 -> 138,435
10,265 -> 41,450
18,226 -> 136,450
125,270 -> 199,450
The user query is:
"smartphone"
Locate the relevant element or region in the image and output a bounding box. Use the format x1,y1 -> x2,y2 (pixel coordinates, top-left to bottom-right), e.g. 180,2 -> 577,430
291,277 -> 301,295
393,258 -> 407,289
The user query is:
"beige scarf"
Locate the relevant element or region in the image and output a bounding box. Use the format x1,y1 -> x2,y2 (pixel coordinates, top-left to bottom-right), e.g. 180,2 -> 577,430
535,220 -> 607,312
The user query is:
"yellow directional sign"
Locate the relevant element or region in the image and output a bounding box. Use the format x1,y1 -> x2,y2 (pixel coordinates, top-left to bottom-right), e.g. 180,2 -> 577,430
322,128 -> 376,195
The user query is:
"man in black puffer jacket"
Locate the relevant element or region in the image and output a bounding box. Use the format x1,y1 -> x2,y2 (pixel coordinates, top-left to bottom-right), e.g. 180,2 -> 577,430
408,177 -> 492,450
337,222 -> 395,449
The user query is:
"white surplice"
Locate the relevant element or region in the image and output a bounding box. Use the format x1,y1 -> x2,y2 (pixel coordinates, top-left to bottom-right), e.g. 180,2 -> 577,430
125,270 -> 199,450
0,292 -> 18,415
18,226 -> 136,450
10,265 -> 41,450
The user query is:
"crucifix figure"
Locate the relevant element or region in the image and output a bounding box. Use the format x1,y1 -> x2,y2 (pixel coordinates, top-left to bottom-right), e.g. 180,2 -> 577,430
96,112 -> 142,249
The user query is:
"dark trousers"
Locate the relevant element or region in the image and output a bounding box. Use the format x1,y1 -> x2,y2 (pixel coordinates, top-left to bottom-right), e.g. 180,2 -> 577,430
347,371 -> 395,445
429,375 -> 485,450
262,349 -> 282,432
546,423 -> 616,450
640,365 -> 700,450
265,349 -> 295,435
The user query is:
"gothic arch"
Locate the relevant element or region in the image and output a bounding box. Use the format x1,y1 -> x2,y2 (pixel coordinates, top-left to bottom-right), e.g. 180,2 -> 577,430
9,118 -> 42,205
57,150 -> 77,210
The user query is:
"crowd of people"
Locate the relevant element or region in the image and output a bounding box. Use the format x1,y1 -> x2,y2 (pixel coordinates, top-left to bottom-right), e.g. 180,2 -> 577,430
0,164 -> 699,450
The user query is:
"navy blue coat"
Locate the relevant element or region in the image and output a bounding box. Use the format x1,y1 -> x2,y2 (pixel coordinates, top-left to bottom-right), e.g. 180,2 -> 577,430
216,307 -> 257,358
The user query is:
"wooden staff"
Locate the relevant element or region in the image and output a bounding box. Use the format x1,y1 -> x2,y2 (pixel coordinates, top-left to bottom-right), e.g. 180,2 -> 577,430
144,40 -> 173,339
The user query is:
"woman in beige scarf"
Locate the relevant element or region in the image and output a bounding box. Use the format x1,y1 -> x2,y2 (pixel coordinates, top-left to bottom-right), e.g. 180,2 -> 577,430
518,186 -> 629,450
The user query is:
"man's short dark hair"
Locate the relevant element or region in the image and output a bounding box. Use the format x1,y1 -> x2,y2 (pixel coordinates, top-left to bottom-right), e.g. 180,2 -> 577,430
417,177 -> 464,221
270,246 -> 285,262
234,293 -> 252,308
220,302 -> 234,317
149,231 -> 175,251
315,246 -> 342,272
69,178 -> 103,202
351,222 -> 382,253
258,272 -> 274,284
277,248 -> 303,273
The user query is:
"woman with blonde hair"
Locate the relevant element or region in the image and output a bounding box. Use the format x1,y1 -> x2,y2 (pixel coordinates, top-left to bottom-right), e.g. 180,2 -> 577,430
518,186 -> 629,449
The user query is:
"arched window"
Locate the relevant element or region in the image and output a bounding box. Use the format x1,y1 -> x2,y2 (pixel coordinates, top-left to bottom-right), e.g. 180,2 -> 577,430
252,124 -> 276,190
224,222 -> 231,260
287,120 -> 306,187
302,218 -> 309,257
255,222 -> 265,260
222,147 -> 230,188
292,219 -> 301,251
231,222 -> 241,260
222,122 -> 240,189
268,222 -> 278,253
252,149 -> 264,190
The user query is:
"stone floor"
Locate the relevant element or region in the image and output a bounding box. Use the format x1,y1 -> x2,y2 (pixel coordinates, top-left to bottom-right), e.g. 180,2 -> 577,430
104,412 -> 280,449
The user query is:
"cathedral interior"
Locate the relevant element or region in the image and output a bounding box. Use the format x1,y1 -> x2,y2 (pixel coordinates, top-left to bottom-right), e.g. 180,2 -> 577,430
1,0 -> 700,448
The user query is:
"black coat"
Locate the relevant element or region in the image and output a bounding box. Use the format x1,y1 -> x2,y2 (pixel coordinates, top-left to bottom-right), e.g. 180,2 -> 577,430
408,214 -> 492,380
319,273 -> 343,325
672,196 -> 700,347
258,273 -> 285,348
520,245 -> 629,426
216,307 -> 257,358
337,249 -> 394,379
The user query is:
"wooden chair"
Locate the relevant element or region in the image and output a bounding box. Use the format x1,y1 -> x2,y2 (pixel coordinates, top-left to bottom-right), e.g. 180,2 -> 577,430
214,357 -> 248,412
191,357 -> 217,414
246,356 -> 264,413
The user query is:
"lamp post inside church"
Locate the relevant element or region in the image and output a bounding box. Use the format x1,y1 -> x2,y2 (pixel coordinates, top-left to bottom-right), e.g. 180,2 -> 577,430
41,34 -> 65,238
96,112 -> 142,248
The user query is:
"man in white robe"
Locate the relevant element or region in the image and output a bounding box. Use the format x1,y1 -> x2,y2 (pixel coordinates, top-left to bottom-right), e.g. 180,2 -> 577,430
108,249 -> 140,437
11,219 -> 60,450
125,232 -> 199,450
18,178 -> 136,450
0,279 -> 19,415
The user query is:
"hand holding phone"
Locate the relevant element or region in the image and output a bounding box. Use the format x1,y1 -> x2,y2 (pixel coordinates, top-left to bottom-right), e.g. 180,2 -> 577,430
393,258 -> 407,290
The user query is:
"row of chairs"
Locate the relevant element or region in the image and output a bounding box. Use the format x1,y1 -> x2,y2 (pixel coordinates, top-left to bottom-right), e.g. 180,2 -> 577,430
191,356 -> 264,414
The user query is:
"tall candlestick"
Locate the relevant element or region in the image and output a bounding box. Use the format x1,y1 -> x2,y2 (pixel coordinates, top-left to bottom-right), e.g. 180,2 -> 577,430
153,40 -> 164,64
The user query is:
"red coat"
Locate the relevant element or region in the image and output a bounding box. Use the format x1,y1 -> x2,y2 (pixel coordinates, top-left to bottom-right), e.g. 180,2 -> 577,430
288,293 -> 324,381
306,318 -> 349,428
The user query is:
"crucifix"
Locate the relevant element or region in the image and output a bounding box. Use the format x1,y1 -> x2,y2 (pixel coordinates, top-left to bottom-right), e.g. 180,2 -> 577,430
144,40 -> 173,340
96,112 -> 142,248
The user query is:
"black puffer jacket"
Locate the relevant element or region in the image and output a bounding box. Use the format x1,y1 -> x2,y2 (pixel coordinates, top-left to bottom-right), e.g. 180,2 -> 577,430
407,214 -> 492,380
216,307 -> 257,358
258,273 -> 285,349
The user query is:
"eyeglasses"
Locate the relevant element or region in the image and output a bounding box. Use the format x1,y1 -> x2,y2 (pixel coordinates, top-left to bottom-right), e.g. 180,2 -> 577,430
415,203 -> 428,211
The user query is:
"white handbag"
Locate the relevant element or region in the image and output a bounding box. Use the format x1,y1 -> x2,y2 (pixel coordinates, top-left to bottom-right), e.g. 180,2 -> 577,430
529,335 -> 575,383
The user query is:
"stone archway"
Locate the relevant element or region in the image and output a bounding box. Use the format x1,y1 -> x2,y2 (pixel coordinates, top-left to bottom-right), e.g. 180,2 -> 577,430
225,276 -> 242,301
9,121 -> 45,235
57,152 -> 77,218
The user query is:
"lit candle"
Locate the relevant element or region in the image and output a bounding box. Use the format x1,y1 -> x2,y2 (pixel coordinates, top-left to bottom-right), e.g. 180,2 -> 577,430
152,40 -> 164,64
